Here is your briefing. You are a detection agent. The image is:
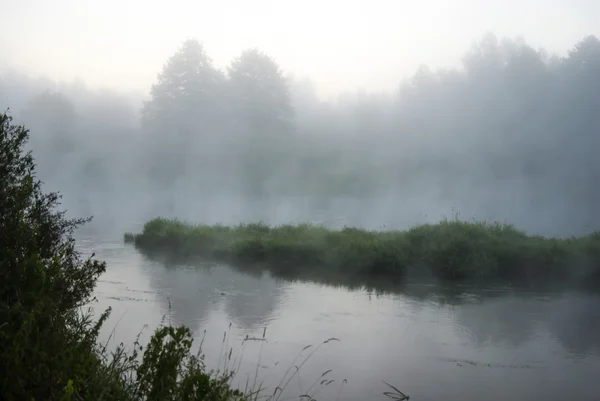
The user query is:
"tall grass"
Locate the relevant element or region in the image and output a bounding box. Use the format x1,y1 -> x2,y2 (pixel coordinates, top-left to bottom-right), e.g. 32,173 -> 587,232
125,218 -> 600,284
95,311 -> 408,401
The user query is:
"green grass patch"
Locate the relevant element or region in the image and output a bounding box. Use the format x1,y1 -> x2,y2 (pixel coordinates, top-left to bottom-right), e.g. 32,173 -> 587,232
126,218 -> 600,284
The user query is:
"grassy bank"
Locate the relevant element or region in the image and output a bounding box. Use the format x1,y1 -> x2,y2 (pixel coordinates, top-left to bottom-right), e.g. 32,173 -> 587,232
125,218 -> 600,283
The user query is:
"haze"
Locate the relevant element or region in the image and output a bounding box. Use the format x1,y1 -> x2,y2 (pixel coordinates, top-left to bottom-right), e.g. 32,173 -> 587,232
2,0 -> 599,98
1,0 -> 600,239
5,3 -> 600,400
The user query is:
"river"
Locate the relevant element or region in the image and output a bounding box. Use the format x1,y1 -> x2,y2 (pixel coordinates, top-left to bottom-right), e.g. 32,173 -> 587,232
79,234 -> 600,401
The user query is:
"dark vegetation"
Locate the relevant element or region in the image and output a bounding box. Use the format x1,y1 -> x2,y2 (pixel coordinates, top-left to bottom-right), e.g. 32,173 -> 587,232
125,218 -> 600,284
0,111 -> 249,401
0,110 -> 409,400
2,34 -> 600,235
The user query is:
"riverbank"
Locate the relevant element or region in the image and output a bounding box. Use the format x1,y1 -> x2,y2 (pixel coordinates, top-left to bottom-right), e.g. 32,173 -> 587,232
124,218 -> 600,284
1,111 -> 254,401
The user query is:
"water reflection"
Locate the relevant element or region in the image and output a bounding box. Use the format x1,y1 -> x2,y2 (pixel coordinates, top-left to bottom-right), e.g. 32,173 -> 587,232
451,294 -> 545,348
83,236 -> 600,401
140,248 -> 600,358
545,294 -> 600,356
143,256 -> 287,333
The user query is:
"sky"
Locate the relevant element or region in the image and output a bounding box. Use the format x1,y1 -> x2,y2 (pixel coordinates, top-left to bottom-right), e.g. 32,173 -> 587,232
1,0 -> 599,100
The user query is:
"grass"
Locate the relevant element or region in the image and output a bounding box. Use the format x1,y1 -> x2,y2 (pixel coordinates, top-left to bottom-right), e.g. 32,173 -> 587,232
87,309 -> 250,401
97,307 -> 410,401
124,217 -> 600,284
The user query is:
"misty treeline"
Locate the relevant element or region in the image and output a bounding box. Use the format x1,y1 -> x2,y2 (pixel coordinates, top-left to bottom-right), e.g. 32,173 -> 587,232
1,33 -> 599,236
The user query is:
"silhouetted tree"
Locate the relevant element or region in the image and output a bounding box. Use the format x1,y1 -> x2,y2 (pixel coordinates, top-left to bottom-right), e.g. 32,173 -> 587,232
141,39 -> 228,187
228,48 -> 293,134
142,39 -> 227,132
228,49 -> 294,197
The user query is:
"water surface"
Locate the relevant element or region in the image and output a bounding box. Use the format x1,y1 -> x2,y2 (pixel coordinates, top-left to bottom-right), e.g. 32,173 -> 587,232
81,235 -> 600,401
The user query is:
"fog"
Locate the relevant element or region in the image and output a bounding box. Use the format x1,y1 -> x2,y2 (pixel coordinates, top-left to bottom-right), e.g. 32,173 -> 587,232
5,0 -> 598,99
2,33 -> 600,237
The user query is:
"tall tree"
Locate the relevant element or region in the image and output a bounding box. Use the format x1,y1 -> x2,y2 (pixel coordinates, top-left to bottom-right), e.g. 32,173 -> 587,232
141,39 -> 228,188
559,35 -> 600,226
227,49 -> 294,197
228,49 -> 293,135
142,39 -> 227,132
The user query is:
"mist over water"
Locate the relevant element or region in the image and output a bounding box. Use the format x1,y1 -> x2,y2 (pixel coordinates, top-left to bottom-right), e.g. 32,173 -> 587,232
2,33 -> 600,238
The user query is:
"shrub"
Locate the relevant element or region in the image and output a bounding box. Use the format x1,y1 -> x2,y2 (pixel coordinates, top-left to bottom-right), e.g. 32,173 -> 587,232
0,111 -> 247,401
126,217 -> 600,285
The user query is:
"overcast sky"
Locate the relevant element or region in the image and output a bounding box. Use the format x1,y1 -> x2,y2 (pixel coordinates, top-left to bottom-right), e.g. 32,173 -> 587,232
1,0 -> 599,100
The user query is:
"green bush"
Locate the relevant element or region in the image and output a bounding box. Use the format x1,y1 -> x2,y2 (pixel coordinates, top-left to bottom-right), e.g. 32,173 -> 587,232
126,217 -> 600,285
0,111 -> 247,401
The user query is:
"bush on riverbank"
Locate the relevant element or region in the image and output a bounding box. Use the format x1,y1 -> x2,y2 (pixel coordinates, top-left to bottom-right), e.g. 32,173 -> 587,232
0,111 -> 247,401
125,218 -> 600,283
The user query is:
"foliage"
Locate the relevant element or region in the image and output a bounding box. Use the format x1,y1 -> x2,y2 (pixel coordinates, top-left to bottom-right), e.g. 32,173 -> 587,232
141,39 -> 227,131
228,48 -> 293,133
126,217 -> 600,284
89,324 -> 247,401
227,48 -> 294,197
0,111 -> 248,400
140,39 -> 230,187
0,110 -> 104,399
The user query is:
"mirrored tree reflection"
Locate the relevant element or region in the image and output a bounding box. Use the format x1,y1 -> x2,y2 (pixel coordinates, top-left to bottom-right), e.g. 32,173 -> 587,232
143,256 -> 286,334
545,293 -> 600,356
140,245 -> 600,360
401,285 -> 600,355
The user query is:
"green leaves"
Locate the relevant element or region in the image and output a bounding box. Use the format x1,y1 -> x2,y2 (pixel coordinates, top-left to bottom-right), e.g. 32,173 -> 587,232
128,217 -> 600,286
0,111 -> 105,399
1,109 -> 249,400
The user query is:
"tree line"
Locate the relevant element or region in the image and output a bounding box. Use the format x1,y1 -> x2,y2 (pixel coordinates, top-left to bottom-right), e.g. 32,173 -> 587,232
1,33 -> 599,235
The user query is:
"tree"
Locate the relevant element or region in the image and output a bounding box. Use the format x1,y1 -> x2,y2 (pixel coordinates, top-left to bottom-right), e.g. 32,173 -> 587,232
228,48 -> 293,135
559,36 -> 600,227
561,35 -> 600,120
141,39 -> 227,134
0,110 -> 107,399
141,39 -> 229,189
0,109 -> 251,400
227,49 -> 294,197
